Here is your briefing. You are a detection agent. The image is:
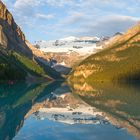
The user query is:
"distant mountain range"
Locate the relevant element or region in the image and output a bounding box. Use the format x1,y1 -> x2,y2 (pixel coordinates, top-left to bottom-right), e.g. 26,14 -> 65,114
34,36 -> 101,56
34,36 -> 104,67
34,34 -> 123,67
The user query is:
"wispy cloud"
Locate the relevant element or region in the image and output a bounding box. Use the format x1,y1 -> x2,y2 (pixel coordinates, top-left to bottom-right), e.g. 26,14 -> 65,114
80,15 -> 139,36
45,0 -> 74,7
36,14 -> 54,20
2,0 -> 140,42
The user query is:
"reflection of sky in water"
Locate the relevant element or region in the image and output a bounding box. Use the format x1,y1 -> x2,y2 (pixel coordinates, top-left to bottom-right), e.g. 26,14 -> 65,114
13,115 -> 137,140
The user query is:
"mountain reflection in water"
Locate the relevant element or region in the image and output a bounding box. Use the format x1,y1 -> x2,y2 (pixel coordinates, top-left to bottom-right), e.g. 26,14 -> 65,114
0,81 -> 139,140
71,82 -> 140,139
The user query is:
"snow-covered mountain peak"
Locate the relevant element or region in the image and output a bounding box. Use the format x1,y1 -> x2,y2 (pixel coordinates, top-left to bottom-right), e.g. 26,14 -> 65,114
34,36 -> 104,57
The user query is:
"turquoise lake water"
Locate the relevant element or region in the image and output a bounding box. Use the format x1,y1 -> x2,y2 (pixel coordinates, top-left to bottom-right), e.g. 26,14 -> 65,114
0,81 -> 139,140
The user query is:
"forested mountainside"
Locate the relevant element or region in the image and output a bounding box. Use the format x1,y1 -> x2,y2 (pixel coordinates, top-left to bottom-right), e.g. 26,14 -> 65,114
70,22 -> 140,82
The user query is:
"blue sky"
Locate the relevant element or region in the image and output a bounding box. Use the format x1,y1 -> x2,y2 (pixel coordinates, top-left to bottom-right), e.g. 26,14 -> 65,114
2,0 -> 140,43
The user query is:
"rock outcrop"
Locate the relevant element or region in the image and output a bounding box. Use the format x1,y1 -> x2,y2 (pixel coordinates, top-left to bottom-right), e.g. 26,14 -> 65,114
0,24 -> 7,47
0,1 -> 32,57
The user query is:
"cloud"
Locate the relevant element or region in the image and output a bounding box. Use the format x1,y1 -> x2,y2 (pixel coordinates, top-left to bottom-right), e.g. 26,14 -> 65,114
76,15 -> 140,36
63,12 -> 87,24
13,0 -> 74,9
13,0 -> 41,15
14,0 -> 42,9
2,0 -> 140,42
47,15 -> 139,38
36,14 -> 54,20
45,0 -> 74,7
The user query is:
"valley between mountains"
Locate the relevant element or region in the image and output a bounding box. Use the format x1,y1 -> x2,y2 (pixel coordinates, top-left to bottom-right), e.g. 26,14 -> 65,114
0,0 -> 140,84
1,1 -> 140,140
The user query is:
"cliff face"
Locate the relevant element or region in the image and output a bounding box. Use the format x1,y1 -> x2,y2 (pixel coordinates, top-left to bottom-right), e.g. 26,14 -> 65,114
0,1 -> 32,57
0,1 -> 73,79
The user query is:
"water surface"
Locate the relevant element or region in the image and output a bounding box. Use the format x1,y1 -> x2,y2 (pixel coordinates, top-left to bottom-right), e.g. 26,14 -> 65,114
0,81 -> 139,140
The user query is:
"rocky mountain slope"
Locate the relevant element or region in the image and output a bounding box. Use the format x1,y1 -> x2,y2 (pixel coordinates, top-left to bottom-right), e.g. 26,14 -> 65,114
34,36 -> 106,67
69,22 -> 140,82
35,34 -> 121,67
0,1 -> 32,57
0,1 -> 64,80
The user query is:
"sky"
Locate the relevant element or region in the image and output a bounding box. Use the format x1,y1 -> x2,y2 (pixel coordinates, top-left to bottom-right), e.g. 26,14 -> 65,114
2,0 -> 140,43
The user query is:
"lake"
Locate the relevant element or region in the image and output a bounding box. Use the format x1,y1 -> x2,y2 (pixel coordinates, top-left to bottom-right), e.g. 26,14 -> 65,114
0,81 -> 139,140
